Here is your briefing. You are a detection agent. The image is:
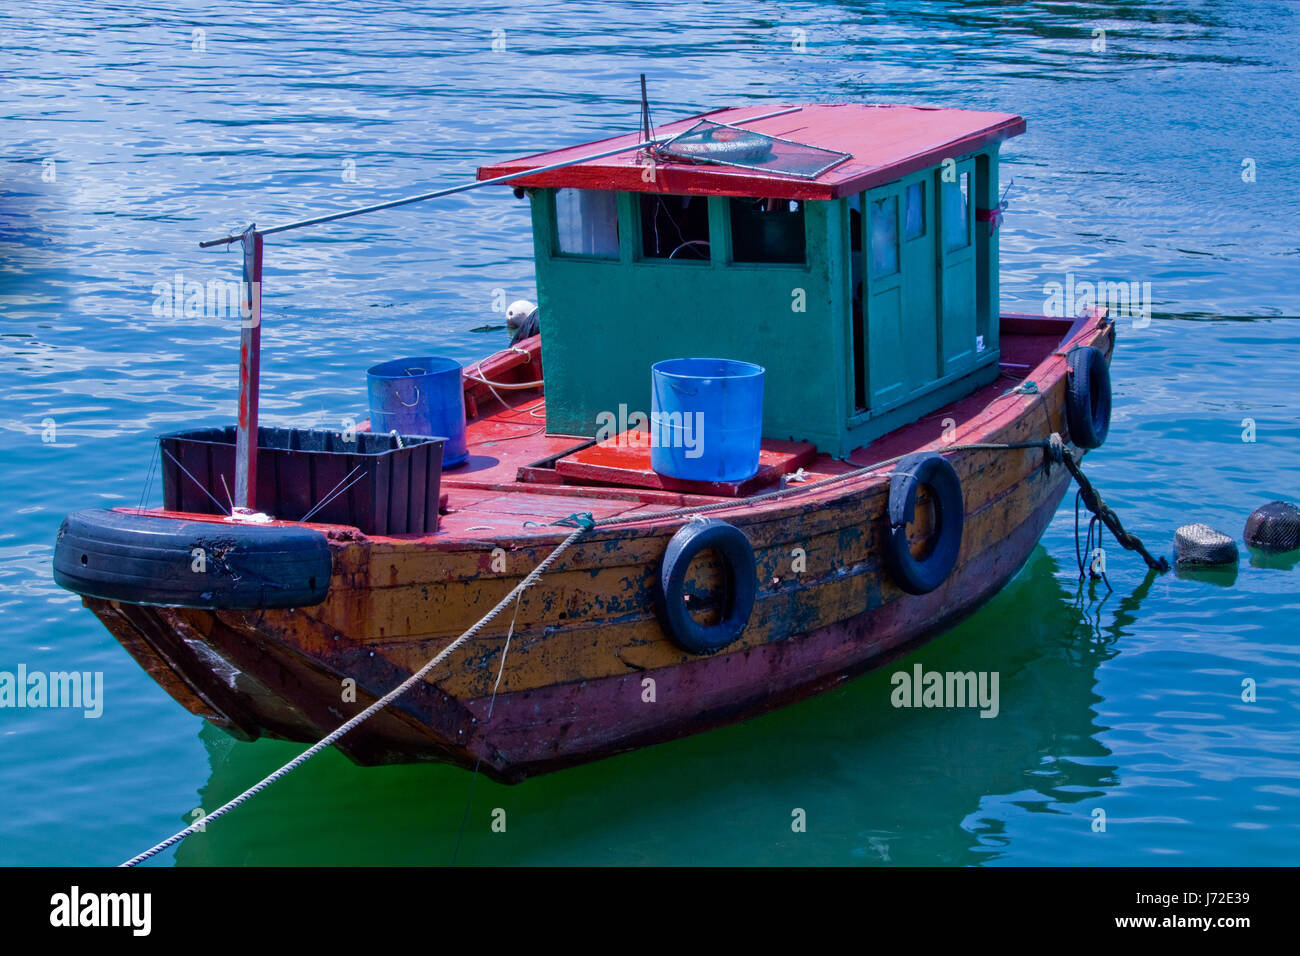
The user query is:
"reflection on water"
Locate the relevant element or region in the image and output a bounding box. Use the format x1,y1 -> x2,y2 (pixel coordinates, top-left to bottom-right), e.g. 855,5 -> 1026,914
2,0 -> 1298,865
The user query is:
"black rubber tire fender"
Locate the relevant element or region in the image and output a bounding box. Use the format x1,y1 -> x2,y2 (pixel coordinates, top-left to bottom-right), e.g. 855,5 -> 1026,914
1065,345 -> 1112,450
654,519 -> 757,654
885,453 -> 965,596
53,509 -> 332,609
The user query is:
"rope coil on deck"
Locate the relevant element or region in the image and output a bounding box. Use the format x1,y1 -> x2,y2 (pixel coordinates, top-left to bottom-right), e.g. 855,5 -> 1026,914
120,430 -> 1164,866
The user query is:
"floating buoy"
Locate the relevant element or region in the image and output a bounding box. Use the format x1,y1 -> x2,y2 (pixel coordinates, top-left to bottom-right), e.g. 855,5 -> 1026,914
1173,523 -> 1239,567
1243,501 -> 1300,553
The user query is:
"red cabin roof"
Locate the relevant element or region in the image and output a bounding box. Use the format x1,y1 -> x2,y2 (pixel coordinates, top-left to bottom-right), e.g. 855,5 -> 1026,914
477,103 -> 1025,201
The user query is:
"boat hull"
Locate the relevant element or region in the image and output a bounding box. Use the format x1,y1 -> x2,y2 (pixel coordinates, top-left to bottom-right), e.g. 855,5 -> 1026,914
74,311 -> 1112,782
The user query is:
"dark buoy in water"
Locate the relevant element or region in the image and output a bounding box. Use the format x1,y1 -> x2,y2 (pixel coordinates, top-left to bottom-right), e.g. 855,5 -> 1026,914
1173,523 -> 1239,567
1244,501 -> 1300,553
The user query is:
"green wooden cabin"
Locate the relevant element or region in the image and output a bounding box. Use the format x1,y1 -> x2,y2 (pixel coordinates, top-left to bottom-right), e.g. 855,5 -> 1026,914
478,104 -> 1026,458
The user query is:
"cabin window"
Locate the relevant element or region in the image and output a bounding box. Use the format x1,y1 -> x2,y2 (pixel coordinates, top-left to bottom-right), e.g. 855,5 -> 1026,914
730,198 -> 806,264
869,195 -> 899,277
555,188 -> 619,258
639,193 -> 710,261
943,172 -> 970,252
904,182 -> 925,240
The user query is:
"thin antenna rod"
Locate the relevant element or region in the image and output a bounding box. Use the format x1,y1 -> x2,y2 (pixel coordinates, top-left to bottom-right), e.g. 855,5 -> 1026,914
198,106 -> 802,248
640,73 -> 652,142
199,140 -> 654,248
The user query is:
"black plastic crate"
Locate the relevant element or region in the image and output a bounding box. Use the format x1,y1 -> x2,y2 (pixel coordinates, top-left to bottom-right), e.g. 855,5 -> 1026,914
159,426 -> 445,535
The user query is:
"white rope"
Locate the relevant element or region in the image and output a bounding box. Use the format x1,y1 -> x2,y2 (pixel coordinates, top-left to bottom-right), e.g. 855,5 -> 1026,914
589,438 -> 1062,530
119,525 -> 588,867
466,346 -> 544,395
487,592 -> 523,721
464,371 -> 545,390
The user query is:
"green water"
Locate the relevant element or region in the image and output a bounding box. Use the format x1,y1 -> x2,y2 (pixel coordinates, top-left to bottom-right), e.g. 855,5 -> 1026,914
1,0 -> 1298,866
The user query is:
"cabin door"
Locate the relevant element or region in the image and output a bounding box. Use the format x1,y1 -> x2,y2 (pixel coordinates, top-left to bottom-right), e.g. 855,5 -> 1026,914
899,171 -> 938,385
862,178 -> 938,411
937,159 -> 978,375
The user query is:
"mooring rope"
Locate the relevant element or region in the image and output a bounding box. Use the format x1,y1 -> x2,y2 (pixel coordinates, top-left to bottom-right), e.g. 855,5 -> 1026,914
1058,446 -> 1169,573
558,438 -> 1059,531
119,525 -> 588,867
1075,488 -> 1113,592
119,431 -> 1165,865
575,435 -> 1167,577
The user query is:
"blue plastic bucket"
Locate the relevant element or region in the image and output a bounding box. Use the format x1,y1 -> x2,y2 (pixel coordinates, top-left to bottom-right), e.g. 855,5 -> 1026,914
366,356 -> 468,468
650,357 -> 765,482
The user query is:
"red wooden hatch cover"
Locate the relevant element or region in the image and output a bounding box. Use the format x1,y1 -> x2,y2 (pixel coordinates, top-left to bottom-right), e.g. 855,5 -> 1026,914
554,428 -> 817,497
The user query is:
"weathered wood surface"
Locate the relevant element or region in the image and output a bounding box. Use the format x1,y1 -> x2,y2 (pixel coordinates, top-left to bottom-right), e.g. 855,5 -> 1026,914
87,310 -> 1112,780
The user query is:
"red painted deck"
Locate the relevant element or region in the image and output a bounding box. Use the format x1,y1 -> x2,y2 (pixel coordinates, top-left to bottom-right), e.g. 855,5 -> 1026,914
477,103 -> 1026,201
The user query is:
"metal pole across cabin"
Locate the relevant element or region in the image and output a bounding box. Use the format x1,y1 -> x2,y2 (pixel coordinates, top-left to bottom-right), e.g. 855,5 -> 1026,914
198,107 -> 800,248
236,227 -> 262,511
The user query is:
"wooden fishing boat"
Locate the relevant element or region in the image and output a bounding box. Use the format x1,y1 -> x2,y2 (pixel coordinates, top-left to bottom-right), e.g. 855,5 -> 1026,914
54,103 -> 1122,782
